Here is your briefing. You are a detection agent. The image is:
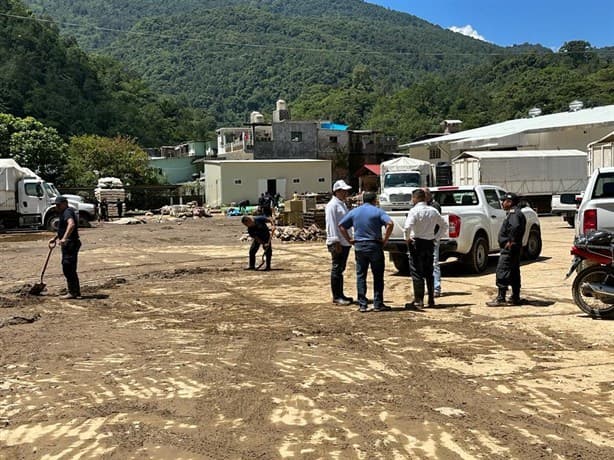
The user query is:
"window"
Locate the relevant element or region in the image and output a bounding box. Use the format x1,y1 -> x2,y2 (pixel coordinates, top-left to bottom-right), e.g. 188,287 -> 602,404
292,178 -> 301,184
329,136 -> 338,143
428,146 -> 441,159
233,179 -> 242,185
25,183 -> 43,197
433,190 -> 478,206
484,189 -> 502,209
291,131 -> 303,142
318,177 -> 325,183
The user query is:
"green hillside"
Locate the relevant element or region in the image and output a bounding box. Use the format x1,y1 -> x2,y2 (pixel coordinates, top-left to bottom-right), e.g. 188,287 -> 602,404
14,0 -> 614,143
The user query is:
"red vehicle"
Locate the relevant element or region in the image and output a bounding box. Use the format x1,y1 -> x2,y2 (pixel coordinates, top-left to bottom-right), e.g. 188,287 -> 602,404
567,230 -> 614,318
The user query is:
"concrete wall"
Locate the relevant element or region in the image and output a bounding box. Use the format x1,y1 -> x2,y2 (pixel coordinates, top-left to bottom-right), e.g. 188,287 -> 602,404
254,121 -> 318,159
148,157 -> 200,184
203,160 -> 331,207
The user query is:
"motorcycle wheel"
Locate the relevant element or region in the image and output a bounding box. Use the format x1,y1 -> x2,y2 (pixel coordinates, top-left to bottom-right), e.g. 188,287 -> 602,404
572,265 -> 614,318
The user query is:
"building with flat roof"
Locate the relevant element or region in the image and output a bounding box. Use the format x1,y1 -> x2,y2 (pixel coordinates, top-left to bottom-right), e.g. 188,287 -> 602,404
403,104 -> 614,164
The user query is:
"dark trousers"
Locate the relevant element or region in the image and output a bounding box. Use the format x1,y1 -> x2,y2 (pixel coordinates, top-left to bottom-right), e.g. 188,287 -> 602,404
354,241 -> 385,308
408,238 -> 435,303
496,247 -> 521,298
328,244 -> 351,299
61,239 -> 81,296
249,239 -> 271,269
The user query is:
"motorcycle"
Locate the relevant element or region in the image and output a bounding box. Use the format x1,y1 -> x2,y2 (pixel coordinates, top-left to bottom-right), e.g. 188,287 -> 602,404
566,230 -> 614,318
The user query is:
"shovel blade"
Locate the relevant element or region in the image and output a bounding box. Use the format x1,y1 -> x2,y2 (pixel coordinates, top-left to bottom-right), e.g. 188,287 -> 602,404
29,283 -> 46,296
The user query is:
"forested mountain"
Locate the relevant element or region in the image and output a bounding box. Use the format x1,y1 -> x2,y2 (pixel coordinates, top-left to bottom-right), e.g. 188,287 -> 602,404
1,0 -> 215,146
23,0 -> 502,123
13,0 -> 614,143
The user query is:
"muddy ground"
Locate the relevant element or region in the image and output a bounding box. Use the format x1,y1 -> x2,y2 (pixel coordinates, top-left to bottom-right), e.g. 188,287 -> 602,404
0,215 -> 613,459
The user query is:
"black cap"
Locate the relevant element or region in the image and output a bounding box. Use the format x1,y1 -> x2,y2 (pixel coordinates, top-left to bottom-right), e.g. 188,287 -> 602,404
503,192 -> 519,205
54,195 -> 68,204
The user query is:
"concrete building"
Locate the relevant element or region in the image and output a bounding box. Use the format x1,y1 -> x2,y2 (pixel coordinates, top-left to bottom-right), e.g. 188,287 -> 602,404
148,141 -> 206,184
403,104 -> 614,165
202,159 -> 332,207
214,100 -> 397,186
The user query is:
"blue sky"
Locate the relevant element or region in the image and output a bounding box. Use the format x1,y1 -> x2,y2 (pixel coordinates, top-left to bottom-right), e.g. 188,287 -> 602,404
369,0 -> 613,50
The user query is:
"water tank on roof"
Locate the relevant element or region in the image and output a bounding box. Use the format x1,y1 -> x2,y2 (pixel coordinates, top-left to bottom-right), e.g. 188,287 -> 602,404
528,107 -> 542,118
250,111 -> 265,124
569,100 -> 584,112
276,99 -> 287,111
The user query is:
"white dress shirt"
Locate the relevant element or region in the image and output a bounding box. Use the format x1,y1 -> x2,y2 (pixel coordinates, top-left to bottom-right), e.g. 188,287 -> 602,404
325,195 -> 351,246
403,202 -> 448,241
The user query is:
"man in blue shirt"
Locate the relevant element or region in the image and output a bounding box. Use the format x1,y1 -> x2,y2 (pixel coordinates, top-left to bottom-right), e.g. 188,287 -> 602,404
241,215 -> 275,270
339,192 -> 394,312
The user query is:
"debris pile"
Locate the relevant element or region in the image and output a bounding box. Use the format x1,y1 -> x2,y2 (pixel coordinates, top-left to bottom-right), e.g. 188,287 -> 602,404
274,225 -> 324,242
160,202 -> 212,218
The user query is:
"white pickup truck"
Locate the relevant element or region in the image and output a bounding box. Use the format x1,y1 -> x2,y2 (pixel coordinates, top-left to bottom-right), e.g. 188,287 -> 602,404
384,185 -> 543,273
576,167 -> 614,235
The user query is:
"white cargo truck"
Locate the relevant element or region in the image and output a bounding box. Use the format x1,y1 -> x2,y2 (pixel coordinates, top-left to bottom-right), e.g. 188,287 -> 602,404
0,159 -> 91,231
452,150 -> 588,213
378,157 -> 435,210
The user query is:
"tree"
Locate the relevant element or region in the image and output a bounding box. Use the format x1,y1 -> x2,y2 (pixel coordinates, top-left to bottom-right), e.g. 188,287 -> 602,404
65,135 -> 160,187
0,113 -> 67,182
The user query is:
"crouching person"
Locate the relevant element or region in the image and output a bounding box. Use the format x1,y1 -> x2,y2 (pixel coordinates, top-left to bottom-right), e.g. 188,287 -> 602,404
241,215 -> 275,271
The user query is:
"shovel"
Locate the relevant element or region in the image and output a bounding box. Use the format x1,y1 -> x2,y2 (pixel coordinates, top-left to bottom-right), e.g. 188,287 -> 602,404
30,241 -> 56,295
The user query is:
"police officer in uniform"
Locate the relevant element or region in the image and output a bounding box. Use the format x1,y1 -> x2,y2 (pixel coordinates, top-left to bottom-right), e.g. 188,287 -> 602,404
487,192 -> 526,306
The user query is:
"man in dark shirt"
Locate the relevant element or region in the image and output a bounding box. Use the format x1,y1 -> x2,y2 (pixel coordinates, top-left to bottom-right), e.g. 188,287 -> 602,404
49,196 -> 82,299
241,215 -> 275,271
487,193 -> 527,306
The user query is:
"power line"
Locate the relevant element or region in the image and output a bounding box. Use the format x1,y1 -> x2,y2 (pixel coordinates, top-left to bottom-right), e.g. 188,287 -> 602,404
3,11 -> 609,57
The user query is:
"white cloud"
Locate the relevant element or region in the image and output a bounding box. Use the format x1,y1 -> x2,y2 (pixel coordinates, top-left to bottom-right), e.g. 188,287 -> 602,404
449,25 -> 489,42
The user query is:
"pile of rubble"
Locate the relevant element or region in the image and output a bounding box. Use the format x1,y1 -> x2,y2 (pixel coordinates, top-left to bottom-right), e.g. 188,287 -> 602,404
159,202 -> 212,218
274,224 -> 324,242
239,225 -> 323,243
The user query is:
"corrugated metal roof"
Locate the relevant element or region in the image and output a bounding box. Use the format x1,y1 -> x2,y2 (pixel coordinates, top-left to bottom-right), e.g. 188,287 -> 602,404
407,105 -> 614,148
453,150 -> 587,161
202,159 -> 330,164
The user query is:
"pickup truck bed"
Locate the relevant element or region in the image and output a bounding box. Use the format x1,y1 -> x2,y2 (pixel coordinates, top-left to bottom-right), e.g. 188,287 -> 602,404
384,185 -> 542,273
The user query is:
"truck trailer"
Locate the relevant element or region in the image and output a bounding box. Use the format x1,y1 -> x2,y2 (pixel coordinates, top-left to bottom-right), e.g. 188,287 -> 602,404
451,150 -> 588,213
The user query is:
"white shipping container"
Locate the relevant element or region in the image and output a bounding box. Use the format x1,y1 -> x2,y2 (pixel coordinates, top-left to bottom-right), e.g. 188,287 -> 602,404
451,150 -> 588,195
0,159 -> 31,212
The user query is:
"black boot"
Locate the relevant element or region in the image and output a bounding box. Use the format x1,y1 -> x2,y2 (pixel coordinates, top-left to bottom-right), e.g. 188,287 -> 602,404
486,287 -> 508,307
508,288 -> 522,305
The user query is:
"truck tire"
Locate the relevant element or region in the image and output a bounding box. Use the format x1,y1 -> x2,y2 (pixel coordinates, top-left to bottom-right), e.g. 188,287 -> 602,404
522,226 -> 542,260
390,252 -> 410,274
79,211 -> 92,228
46,216 -> 60,232
464,235 -> 489,273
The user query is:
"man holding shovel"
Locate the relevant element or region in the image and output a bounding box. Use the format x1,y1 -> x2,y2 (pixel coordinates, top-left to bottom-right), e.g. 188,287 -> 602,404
49,196 -> 81,299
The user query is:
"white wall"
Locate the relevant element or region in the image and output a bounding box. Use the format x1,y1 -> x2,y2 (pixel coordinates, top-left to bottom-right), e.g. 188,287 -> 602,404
204,160 -> 331,206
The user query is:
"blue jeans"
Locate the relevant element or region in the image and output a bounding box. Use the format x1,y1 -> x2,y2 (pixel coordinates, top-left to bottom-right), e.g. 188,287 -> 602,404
354,241 -> 385,308
433,241 -> 441,293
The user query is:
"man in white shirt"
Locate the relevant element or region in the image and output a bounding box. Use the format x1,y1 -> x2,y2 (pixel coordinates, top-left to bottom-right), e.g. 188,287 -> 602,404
325,180 -> 353,305
403,188 -> 448,309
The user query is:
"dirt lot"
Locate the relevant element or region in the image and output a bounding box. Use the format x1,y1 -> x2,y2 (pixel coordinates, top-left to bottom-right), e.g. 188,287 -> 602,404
1,215 -> 613,459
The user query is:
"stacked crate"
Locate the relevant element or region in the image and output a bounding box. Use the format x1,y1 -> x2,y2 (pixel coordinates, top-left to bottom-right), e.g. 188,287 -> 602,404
95,177 -> 126,218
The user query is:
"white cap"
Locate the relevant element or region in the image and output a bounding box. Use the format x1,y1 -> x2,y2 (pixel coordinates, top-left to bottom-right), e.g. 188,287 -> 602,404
332,180 -> 352,192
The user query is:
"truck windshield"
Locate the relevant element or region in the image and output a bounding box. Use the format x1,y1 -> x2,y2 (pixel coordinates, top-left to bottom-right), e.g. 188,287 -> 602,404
384,172 -> 420,188
44,183 -> 60,197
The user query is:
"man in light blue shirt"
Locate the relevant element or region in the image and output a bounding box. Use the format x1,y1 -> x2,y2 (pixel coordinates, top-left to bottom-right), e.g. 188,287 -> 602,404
403,188 -> 448,309
339,192 -> 394,312
325,180 -> 353,305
